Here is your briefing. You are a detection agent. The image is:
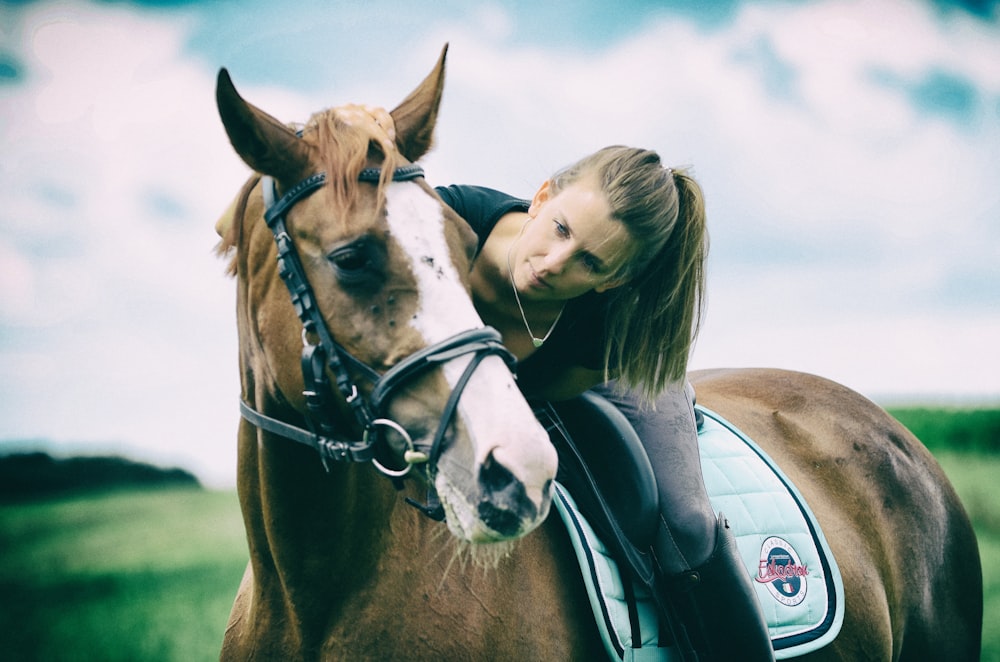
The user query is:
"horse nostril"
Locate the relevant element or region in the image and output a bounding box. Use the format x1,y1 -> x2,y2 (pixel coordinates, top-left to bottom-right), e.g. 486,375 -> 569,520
479,450 -> 516,492
477,450 -> 535,537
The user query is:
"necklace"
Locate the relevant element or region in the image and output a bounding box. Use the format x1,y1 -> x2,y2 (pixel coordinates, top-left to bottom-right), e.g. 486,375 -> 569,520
506,228 -> 564,348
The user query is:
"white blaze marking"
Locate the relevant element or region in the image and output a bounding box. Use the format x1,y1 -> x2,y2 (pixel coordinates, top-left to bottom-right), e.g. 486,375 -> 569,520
383,182 -> 482,348
382,182 -> 556,536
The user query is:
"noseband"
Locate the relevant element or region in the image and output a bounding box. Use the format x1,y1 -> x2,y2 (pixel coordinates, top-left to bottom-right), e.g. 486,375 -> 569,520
239,165 -> 516,518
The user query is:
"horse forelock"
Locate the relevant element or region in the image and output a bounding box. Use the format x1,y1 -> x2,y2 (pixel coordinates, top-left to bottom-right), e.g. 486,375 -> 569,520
216,112 -> 403,276
307,110 -> 402,222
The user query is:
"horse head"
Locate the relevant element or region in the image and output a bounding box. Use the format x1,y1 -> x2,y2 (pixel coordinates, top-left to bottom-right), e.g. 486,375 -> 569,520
215,46 -> 556,546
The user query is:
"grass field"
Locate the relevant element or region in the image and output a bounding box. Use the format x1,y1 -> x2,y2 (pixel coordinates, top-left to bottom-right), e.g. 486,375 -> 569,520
0,487 -> 247,661
1,415 -> 997,660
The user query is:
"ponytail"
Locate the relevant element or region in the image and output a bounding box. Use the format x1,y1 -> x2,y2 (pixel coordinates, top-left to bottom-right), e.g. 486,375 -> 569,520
550,147 -> 709,403
604,168 -> 708,403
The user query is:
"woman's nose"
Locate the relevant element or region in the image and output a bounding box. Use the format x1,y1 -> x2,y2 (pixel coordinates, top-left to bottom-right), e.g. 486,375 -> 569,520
541,245 -> 572,274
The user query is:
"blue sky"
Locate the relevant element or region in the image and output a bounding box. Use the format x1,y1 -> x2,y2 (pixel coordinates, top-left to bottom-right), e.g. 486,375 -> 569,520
1,0 -> 998,486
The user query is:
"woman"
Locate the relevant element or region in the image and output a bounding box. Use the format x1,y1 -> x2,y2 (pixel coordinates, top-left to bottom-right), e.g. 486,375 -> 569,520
341,108 -> 775,661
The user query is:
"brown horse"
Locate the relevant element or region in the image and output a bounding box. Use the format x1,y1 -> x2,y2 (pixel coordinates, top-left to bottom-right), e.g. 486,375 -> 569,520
215,49 -> 982,661
215,47 -> 568,660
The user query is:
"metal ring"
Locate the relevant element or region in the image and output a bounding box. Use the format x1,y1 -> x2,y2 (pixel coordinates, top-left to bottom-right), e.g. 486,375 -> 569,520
301,327 -> 316,347
366,418 -> 422,478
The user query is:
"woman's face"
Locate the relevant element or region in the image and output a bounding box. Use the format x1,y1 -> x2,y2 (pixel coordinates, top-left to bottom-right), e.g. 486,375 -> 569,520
510,176 -> 636,303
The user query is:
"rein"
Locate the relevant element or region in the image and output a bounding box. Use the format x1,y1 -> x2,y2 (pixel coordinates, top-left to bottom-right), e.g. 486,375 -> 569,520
239,164 -> 516,518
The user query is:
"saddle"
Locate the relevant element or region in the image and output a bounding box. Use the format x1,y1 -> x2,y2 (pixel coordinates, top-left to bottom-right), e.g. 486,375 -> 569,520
540,394 -> 845,661
544,395 -> 659,545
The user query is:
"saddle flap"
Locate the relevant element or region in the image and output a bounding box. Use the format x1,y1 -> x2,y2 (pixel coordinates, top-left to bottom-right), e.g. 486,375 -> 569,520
549,392 -> 659,550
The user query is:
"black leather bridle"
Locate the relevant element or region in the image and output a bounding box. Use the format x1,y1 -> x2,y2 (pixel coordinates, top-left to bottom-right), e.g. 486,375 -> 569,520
239,164 -> 516,517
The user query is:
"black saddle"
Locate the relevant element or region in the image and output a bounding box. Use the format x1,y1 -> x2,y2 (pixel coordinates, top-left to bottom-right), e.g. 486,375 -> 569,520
535,392 -> 660,589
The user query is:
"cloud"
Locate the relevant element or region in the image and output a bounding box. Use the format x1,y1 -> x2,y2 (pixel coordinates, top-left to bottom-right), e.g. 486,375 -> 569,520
1,0 -> 998,488
0,1 -> 254,486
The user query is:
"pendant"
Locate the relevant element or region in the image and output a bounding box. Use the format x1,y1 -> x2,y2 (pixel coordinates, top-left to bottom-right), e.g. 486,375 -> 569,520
532,337 -> 545,348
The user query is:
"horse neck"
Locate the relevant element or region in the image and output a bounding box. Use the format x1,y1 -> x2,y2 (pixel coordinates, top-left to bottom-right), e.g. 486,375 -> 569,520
232,263 -> 399,617
236,411 -> 401,595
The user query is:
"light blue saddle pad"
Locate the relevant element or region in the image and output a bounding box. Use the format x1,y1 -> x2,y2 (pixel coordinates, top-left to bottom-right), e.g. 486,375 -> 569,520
553,405 -> 845,661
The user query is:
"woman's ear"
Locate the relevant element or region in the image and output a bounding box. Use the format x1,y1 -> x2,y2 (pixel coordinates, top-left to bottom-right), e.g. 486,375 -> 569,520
594,277 -> 628,294
528,179 -> 553,217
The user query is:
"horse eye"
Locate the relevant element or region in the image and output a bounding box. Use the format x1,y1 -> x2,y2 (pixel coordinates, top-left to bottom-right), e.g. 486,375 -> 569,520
329,246 -> 370,272
328,241 -> 382,287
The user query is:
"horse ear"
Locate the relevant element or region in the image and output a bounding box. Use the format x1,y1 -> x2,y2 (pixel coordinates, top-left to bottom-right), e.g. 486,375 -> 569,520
216,68 -> 313,184
389,44 -> 448,162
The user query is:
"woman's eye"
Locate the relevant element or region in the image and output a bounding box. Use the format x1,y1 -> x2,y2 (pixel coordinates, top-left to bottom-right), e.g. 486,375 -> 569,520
553,220 -> 569,237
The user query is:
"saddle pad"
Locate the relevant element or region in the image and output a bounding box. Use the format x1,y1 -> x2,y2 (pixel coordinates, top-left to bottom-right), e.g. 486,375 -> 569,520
697,406 -> 844,657
553,482 -> 670,661
552,406 -> 844,661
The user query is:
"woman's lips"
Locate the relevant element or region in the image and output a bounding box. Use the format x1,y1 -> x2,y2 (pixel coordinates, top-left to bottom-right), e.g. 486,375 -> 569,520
527,268 -> 550,290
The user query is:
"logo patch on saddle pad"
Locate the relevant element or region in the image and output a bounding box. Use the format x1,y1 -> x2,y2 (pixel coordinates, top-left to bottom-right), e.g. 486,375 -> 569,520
756,536 -> 808,607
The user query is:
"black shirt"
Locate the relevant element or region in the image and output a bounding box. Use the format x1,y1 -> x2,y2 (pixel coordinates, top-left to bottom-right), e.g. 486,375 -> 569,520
435,185 -> 613,396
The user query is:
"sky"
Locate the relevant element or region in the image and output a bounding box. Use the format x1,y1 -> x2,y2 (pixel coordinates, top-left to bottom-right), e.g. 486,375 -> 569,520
1,0 -> 998,487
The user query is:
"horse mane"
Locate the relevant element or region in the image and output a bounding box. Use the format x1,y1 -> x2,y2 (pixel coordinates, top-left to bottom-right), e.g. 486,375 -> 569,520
215,174 -> 259,277
215,112 -> 403,277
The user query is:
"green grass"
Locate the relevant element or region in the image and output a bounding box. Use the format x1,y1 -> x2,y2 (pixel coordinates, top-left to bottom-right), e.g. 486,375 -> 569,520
888,406 -> 1000,454
0,487 -> 247,662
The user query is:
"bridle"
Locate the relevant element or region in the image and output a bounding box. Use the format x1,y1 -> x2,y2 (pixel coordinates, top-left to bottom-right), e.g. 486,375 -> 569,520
238,164 -> 516,518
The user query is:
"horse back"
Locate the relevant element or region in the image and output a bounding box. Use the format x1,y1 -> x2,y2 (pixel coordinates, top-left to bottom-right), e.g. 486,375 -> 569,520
690,368 -> 982,661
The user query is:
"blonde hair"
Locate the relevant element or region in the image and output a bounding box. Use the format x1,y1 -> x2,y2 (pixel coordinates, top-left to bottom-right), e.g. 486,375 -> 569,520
550,146 -> 709,402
